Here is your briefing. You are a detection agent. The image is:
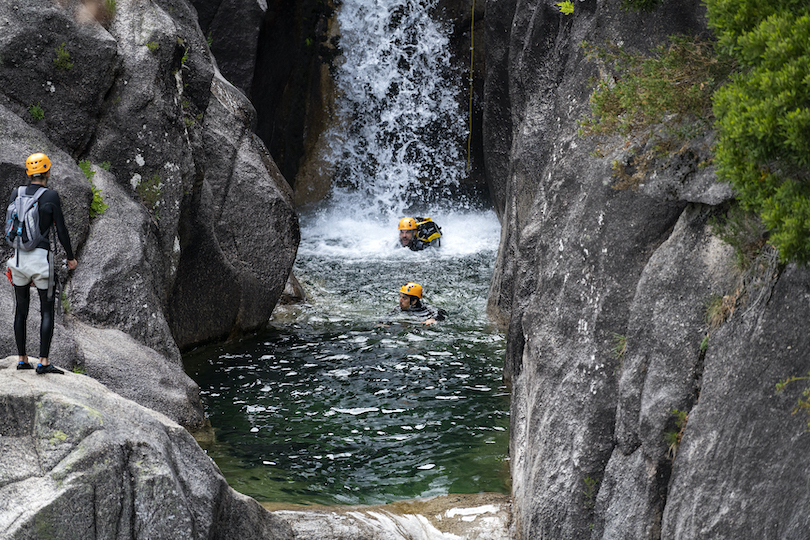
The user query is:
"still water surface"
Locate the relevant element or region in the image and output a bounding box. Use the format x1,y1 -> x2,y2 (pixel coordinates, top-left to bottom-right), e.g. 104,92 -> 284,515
184,210 -> 509,506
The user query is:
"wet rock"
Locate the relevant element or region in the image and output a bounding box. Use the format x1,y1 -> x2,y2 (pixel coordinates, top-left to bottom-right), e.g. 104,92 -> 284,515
267,492 -> 512,540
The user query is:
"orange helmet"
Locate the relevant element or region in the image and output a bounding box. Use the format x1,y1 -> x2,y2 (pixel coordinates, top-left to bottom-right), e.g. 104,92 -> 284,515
26,153 -> 51,176
398,217 -> 417,230
399,282 -> 423,298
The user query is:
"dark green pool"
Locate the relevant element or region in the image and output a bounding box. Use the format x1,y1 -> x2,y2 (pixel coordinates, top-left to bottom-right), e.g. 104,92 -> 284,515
183,209 -> 509,506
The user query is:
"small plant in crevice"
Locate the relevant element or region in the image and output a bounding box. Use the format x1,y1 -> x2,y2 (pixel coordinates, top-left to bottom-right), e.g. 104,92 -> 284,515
137,172 -> 162,213
583,476 -> 600,509
699,333 -> 709,353
776,373 -> 810,431
78,160 -> 109,218
704,293 -> 736,329
28,103 -> 45,121
53,42 -> 73,70
610,333 -> 627,360
146,41 -> 160,53
60,289 -> 71,314
665,408 -> 689,460
556,1 -> 574,15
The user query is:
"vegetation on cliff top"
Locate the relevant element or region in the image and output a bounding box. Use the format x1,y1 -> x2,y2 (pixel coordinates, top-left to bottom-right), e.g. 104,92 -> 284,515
580,0 -> 810,267
707,0 -> 810,265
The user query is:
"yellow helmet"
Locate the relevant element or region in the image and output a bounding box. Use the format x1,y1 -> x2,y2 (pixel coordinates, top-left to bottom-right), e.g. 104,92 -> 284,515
400,282 -> 423,298
26,153 -> 51,176
398,217 -> 417,230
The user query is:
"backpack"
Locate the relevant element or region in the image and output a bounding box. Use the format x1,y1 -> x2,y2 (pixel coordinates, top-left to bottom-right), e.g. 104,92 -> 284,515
414,217 -> 442,245
5,186 -> 48,251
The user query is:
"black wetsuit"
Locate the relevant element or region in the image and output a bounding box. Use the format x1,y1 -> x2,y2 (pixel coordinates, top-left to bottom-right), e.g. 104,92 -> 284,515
386,300 -> 447,323
8,183 -> 75,359
404,236 -> 436,251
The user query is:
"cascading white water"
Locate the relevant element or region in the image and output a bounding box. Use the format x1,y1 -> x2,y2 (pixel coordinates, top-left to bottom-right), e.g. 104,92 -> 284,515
323,0 -> 468,217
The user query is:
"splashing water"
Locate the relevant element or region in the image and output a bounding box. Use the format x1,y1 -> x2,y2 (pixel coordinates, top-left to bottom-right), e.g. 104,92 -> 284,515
324,0 -> 467,216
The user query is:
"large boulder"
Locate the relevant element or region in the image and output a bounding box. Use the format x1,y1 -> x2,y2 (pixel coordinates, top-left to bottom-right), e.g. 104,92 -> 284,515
0,358 -> 293,540
167,71 -> 299,349
0,0 -> 119,155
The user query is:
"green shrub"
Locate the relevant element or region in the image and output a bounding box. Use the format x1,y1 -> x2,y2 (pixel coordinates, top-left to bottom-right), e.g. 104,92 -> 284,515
53,42 -> 73,70
78,160 -> 108,218
665,408 -> 689,459
610,333 -> 627,360
137,173 -> 162,211
28,103 -> 45,121
582,476 -> 599,509
707,0 -> 810,263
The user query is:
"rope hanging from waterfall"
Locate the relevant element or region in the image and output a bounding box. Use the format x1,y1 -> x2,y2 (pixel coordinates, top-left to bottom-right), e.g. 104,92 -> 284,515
467,0 -> 475,174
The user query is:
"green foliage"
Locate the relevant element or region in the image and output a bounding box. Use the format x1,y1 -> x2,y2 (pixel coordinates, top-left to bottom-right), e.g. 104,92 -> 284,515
100,161 -> 111,171
206,32 -> 214,48
704,294 -> 733,328
78,160 -> 108,218
700,333 -> 709,352
582,477 -> 599,509
665,408 -> 689,460
610,333 -> 627,360
580,36 -> 732,139
146,41 -> 160,53
53,42 -> 73,70
60,289 -> 71,314
105,0 -> 116,14
137,173 -> 162,211
776,372 -> 810,430
706,0 -> 810,264
28,103 -> 45,121
557,1 -> 574,15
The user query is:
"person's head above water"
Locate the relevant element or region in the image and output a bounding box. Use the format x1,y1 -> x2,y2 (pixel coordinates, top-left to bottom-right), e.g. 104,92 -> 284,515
398,217 -> 417,247
399,282 -> 423,310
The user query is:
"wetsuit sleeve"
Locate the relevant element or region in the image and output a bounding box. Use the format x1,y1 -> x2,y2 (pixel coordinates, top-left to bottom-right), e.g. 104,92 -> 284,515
40,190 -> 75,260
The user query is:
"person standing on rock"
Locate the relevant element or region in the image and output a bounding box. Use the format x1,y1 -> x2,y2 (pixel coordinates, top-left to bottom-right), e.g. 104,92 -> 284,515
6,153 -> 77,374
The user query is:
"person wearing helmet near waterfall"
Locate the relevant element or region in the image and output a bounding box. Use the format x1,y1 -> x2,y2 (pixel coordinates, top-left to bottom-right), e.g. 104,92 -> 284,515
387,282 -> 447,325
398,217 -> 442,251
6,153 -> 78,374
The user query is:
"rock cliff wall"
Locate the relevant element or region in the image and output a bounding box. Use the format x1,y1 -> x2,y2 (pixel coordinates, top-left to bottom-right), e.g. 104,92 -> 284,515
483,0 -> 810,538
0,0 -> 299,428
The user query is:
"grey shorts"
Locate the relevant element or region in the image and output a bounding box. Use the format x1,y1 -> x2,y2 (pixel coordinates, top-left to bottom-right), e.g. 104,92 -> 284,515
7,248 -> 51,289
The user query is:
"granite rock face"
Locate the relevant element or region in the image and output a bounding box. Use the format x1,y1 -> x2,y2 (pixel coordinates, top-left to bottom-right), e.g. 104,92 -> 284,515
0,359 -> 293,540
482,0 -> 810,538
0,0 -> 298,417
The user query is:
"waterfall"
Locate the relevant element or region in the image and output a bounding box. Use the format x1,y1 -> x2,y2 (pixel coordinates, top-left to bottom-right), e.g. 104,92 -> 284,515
323,0 -> 467,217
